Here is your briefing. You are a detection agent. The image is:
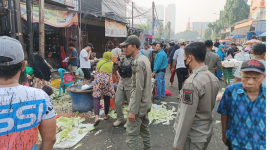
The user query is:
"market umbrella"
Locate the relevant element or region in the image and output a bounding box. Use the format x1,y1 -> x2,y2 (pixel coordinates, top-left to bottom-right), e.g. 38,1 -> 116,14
225,36 -> 231,40
245,39 -> 262,45
231,34 -> 244,39
259,32 -> 266,37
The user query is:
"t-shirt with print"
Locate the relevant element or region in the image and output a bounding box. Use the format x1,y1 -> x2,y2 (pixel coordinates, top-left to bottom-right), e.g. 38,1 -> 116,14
234,59 -> 266,85
70,48 -> 78,66
173,48 -> 186,69
0,86 -> 55,150
80,49 -> 90,69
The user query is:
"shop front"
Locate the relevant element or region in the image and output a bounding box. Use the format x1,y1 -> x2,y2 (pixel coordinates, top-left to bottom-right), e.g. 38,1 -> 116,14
104,18 -> 127,52
20,2 -> 78,69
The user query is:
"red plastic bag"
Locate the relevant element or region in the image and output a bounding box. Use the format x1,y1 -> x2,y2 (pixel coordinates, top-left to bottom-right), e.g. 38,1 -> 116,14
63,73 -> 74,83
165,89 -> 173,96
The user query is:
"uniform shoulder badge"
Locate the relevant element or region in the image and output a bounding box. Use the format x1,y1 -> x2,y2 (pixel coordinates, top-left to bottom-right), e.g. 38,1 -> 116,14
182,90 -> 193,105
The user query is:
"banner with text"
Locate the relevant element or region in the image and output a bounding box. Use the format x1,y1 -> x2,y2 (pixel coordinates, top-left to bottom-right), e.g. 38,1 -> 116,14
105,19 -> 127,37
20,2 -> 78,28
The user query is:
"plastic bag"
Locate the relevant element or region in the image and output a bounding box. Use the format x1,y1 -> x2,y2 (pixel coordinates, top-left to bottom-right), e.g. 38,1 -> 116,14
63,73 -> 74,83
165,89 -> 173,96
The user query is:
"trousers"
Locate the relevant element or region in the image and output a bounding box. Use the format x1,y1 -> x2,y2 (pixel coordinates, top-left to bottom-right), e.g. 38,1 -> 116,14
176,68 -> 189,92
115,87 -> 131,121
170,65 -> 176,83
126,114 -> 152,150
155,71 -> 166,99
183,134 -> 212,150
94,96 -> 110,115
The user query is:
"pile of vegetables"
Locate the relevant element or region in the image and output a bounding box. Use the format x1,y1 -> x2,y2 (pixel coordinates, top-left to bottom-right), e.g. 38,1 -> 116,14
109,103 -> 177,125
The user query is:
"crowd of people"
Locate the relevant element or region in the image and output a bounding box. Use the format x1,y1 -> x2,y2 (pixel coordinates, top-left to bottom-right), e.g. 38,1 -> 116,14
0,35 -> 266,150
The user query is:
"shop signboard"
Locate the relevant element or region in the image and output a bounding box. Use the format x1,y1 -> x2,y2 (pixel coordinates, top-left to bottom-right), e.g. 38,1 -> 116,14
105,18 -> 127,37
20,2 -> 78,28
49,0 -> 74,7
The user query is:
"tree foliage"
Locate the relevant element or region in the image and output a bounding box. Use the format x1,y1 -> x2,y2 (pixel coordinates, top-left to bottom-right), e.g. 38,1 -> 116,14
208,0 -> 250,40
204,28 -> 212,40
157,22 -> 164,41
136,23 -> 150,30
179,30 -> 199,41
165,22 -> 171,41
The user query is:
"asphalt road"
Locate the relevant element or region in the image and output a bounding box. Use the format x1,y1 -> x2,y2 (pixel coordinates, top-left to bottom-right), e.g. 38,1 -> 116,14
47,68 -> 228,150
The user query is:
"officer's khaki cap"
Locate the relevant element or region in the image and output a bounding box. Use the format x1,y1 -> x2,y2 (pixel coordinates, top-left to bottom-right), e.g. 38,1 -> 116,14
120,35 -> 141,47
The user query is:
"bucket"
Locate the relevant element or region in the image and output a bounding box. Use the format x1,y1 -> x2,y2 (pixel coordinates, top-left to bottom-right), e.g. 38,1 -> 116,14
69,85 -> 94,112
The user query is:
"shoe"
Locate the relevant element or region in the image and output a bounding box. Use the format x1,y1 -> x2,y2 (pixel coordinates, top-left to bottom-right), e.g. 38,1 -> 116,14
113,119 -> 125,127
177,95 -> 180,99
155,97 -> 161,100
162,96 -> 166,98
124,124 -> 127,128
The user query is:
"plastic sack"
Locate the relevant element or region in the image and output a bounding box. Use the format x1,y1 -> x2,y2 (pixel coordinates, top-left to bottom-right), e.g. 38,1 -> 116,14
63,73 -> 74,83
165,89 -> 173,96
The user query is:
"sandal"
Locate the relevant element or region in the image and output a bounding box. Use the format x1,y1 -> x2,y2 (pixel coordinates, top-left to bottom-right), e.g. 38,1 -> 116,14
94,119 -> 100,126
104,115 -> 110,120
177,95 -> 180,99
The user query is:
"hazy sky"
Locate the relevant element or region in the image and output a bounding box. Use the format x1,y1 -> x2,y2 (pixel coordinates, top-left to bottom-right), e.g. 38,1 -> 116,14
132,0 -> 251,33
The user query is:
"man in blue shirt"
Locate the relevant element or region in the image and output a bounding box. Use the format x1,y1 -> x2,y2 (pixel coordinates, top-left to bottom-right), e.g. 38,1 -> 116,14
217,59 -> 266,150
67,43 -> 78,79
152,43 -> 168,99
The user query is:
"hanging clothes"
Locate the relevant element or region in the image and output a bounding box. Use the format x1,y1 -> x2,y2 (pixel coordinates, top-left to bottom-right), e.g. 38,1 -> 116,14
60,46 -> 67,69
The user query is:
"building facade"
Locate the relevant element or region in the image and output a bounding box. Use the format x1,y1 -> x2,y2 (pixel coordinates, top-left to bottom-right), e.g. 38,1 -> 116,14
165,3 -> 176,33
190,22 -> 211,37
155,5 -> 164,26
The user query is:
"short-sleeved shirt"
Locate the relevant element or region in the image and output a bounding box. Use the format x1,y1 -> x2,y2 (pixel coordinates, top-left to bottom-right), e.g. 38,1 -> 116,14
234,59 -> 266,85
70,48 -> 78,66
227,48 -> 236,58
0,85 -> 55,150
141,49 -> 152,62
173,48 -> 186,69
76,68 -> 84,81
80,49 -> 90,69
217,83 -> 266,149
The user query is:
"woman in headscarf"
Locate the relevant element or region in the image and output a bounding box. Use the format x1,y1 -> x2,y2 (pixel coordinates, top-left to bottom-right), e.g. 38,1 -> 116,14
168,44 -> 180,87
215,45 -> 225,79
214,40 -> 220,48
93,52 -> 115,126
33,54 -> 52,89
111,47 -> 122,83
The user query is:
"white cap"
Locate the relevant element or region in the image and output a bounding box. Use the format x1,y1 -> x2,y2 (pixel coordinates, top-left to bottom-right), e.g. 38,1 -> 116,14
0,36 -> 24,66
177,39 -> 185,45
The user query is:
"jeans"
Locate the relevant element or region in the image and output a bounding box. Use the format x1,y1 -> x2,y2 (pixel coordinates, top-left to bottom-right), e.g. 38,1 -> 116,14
155,72 -> 166,99
176,68 -> 189,92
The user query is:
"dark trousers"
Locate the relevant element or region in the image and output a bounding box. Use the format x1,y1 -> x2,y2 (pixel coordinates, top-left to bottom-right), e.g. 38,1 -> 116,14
176,68 -> 189,92
226,140 -> 233,150
94,96 -> 110,115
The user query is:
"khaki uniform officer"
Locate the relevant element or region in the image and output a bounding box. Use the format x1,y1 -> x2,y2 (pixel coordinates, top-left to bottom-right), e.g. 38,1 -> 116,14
120,35 -> 152,150
173,42 -> 220,150
113,54 -> 133,127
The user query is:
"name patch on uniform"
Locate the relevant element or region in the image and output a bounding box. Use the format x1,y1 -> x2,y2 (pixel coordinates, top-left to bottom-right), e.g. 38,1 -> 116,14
183,90 -> 193,105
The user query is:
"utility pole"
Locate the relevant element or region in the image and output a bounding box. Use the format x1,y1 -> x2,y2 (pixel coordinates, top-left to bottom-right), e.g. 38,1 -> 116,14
8,0 -> 16,38
39,0 -> 45,58
152,1 -> 155,35
14,0 -> 26,58
132,2 -> 133,29
26,0 -> 33,64
78,0 -> 81,51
